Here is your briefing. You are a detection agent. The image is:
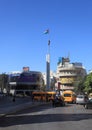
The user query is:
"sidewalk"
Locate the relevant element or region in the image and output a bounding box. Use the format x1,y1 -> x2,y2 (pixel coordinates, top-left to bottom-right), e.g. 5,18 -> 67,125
0,96 -> 46,117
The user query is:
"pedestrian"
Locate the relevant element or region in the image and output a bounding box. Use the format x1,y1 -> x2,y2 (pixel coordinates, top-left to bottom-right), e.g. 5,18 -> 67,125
12,91 -> 16,102
12,96 -> 15,102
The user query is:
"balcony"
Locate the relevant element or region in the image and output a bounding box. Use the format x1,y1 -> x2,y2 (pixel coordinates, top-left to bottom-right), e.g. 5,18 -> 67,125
57,72 -> 77,77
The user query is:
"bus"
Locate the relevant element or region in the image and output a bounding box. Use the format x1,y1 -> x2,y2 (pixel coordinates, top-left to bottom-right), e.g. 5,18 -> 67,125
62,90 -> 76,103
32,91 -> 47,101
32,91 -> 56,102
46,91 -> 56,101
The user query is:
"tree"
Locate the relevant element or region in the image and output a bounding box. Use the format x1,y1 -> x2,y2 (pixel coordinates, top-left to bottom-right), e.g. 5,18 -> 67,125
0,73 -> 8,92
84,73 -> 92,94
73,76 -> 86,94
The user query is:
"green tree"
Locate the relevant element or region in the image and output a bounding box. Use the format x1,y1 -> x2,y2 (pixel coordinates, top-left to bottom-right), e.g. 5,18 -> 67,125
74,76 -> 86,94
84,73 -> 92,94
0,73 -> 8,91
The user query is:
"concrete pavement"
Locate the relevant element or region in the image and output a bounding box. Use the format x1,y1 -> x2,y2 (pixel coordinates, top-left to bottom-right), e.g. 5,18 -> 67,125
0,96 -> 47,117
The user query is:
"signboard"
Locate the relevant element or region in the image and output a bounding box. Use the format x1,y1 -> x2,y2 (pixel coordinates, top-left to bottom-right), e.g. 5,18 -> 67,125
17,73 -> 39,83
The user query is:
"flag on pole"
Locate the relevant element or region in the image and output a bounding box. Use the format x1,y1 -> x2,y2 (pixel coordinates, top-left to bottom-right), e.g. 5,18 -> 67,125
43,29 -> 49,34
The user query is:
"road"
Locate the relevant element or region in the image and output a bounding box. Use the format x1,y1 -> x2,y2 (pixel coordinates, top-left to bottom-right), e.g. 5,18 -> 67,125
0,103 -> 92,130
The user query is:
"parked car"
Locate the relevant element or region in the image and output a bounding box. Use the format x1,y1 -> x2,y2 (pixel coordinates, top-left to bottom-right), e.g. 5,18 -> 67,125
84,98 -> 92,109
76,94 -> 88,105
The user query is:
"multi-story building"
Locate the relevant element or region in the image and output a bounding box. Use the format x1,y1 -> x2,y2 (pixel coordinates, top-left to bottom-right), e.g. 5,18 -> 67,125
42,71 -> 57,90
8,67 -> 44,95
56,57 -> 87,91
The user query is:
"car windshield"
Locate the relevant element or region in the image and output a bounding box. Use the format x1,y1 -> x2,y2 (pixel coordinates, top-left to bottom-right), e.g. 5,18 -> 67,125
77,95 -> 84,98
64,94 -> 71,97
89,99 -> 92,102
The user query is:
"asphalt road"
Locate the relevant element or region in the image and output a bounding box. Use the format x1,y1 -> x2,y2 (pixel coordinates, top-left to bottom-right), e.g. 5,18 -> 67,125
0,103 -> 92,130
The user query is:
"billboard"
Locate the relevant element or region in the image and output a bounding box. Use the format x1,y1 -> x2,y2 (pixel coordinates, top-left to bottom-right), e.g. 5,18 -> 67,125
9,71 -> 42,83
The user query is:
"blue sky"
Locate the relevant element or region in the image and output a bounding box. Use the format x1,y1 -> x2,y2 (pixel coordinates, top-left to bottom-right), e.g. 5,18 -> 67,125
0,0 -> 92,74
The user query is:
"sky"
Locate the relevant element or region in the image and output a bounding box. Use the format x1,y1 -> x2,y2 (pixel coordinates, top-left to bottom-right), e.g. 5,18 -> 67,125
0,0 -> 92,74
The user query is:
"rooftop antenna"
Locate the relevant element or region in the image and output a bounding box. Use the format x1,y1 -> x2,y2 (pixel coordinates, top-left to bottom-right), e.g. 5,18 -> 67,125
68,52 -> 70,59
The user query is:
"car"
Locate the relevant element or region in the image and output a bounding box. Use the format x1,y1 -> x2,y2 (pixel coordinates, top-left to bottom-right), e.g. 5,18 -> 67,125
84,98 -> 92,109
76,94 -> 88,105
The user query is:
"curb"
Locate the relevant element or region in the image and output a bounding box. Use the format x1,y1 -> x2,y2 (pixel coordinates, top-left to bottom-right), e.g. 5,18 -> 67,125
0,102 -> 50,117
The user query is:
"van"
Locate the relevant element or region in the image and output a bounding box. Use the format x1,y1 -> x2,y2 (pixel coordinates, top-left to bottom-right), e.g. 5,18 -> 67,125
62,90 -> 76,103
32,91 -> 56,102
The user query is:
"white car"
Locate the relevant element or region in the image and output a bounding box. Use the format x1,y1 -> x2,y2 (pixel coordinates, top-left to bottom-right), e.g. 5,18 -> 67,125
76,95 -> 88,105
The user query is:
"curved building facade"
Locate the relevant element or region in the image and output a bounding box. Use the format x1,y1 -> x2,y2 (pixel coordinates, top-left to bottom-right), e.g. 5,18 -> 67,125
56,57 -> 87,91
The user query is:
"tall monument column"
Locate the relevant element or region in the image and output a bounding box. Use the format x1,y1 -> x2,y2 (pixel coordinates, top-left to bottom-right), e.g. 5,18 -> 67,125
46,40 -> 50,90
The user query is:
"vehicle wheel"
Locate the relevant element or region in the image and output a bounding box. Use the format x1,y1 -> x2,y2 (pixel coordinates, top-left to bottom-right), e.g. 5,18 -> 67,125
63,102 -> 65,106
84,104 -> 88,109
72,101 -> 75,104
